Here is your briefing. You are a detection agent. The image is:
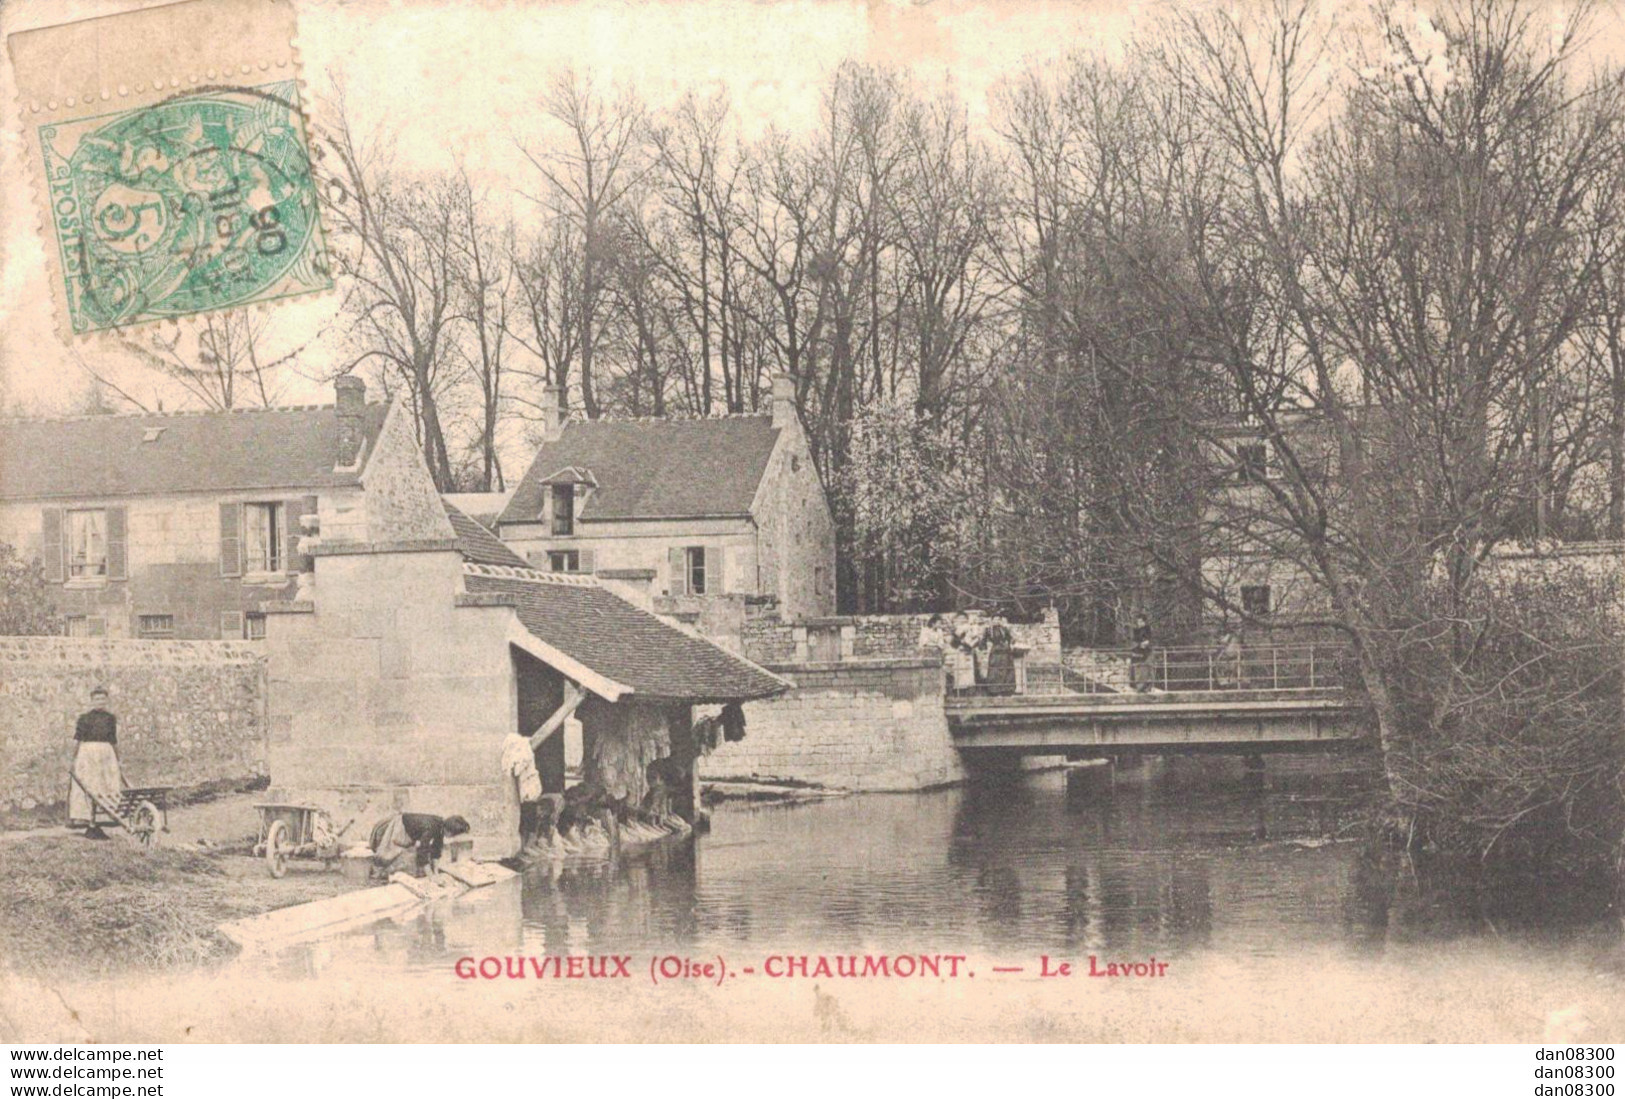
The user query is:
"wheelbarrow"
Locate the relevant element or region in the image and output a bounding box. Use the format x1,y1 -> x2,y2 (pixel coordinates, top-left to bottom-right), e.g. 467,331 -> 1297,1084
67,772 -> 169,848
253,803 -> 353,878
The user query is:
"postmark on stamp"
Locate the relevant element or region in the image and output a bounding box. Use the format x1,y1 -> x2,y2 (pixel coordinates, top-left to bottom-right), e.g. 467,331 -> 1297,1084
37,81 -> 331,334
8,0 -> 326,339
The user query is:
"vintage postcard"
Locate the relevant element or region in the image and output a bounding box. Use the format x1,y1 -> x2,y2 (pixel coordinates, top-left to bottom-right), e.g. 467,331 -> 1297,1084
0,0 -> 1623,1048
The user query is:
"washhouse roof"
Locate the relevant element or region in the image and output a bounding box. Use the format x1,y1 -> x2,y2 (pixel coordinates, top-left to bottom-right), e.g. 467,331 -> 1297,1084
462,564 -> 788,703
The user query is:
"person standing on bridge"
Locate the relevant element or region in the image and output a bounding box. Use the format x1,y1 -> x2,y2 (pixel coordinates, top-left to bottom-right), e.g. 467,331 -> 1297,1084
1130,614 -> 1154,692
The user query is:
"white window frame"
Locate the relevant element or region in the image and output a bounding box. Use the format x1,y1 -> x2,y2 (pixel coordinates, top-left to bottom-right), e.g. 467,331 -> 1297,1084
548,549 -> 580,574
243,501 -> 284,574
67,508 -> 108,580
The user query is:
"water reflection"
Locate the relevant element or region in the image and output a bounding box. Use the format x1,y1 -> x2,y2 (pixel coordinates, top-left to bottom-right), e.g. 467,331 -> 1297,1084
271,753 -> 1616,977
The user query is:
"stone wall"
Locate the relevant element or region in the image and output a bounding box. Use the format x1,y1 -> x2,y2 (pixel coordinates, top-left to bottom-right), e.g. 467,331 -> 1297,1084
739,608 -> 1063,671
698,657 -> 966,791
0,636 -> 265,815
1063,648 -> 1133,692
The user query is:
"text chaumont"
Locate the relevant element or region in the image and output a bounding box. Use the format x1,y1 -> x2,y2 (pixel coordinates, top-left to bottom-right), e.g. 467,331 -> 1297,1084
761,954 -> 969,978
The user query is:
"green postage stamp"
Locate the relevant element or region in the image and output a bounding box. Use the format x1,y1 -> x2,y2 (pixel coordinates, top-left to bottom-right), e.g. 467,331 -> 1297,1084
35,81 -> 331,334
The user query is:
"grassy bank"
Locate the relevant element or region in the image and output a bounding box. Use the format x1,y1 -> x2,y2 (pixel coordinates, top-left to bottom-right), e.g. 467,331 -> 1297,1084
0,834 -> 351,977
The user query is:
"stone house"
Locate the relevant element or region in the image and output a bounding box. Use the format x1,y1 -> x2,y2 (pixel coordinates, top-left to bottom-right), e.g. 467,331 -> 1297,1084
0,376 -> 439,641
495,375 -> 837,620
1198,414 -> 1342,633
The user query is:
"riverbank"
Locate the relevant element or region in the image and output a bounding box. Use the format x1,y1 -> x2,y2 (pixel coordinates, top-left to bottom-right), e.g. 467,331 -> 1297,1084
0,833 -> 353,977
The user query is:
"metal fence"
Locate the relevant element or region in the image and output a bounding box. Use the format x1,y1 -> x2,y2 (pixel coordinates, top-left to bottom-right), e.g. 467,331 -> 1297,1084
1057,643 -> 1345,695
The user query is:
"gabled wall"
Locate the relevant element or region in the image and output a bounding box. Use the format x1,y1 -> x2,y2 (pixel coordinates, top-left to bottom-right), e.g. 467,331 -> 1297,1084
753,414 -> 836,618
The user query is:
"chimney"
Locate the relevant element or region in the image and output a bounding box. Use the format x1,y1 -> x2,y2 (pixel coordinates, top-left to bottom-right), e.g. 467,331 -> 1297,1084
771,373 -> 796,429
334,375 -> 366,468
541,384 -> 564,442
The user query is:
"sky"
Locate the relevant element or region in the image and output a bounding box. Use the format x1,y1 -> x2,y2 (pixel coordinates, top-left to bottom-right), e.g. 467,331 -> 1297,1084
4,0 -> 1623,418
0,0 -> 1136,416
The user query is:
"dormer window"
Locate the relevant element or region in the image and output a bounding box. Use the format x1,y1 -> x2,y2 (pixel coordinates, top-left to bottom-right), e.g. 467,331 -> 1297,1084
551,484 -> 574,536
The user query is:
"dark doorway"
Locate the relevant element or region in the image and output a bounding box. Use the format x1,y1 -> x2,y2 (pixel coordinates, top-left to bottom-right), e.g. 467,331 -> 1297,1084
514,647 -> 567,794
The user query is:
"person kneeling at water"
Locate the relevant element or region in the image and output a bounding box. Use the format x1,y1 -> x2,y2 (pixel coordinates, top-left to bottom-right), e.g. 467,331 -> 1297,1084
369,812 -> 469,877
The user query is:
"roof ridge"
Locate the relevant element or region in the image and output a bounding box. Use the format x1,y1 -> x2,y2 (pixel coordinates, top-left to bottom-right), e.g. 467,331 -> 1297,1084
462,562 -> 601,587
563,411 -> 771,426
0,400 -> 388,426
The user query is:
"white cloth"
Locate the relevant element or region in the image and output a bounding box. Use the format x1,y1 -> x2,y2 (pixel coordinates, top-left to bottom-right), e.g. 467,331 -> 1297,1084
501,733 -> 543,803
68,741 -> 122,826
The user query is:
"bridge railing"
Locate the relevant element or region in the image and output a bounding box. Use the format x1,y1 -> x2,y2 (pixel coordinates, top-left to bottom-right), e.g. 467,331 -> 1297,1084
950,642 -> 1349,698
1063,643 -> 1345,695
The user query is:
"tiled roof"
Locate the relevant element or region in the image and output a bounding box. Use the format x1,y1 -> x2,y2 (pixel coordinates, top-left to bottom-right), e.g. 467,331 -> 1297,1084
463,565 -> 787,703
500,415 -> 780,525
444,499 -> 529,568
440,491 -> 512,530
0,404 -> 391,500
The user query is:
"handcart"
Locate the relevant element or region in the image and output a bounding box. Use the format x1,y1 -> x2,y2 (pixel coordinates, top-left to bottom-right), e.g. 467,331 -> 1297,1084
67,771 -> 169,848
253,803 -> 352,878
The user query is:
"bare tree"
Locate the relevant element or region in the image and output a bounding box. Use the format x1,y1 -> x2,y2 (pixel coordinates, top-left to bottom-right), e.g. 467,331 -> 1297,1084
1157,0 -> 1624,830
519,72 -> 647,419
319,93 -> 462,489
450,166 -> 515,491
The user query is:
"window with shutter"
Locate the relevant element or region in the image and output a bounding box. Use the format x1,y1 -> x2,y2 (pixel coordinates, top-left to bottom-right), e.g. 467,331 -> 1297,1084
667,547 -> 687,595
67,615 -> 108,637
105,506 -> 127,581
219,502 -> 243,577
706,546 -> 725,594
284,498 -> 311,571
41,508 -> 63,583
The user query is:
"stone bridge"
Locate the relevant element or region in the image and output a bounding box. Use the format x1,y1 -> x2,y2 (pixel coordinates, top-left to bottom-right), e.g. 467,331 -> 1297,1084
947,643 -> 1365,758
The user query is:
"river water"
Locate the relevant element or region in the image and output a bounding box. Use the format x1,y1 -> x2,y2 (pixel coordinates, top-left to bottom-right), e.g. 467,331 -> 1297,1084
236,754 -> 1623,1041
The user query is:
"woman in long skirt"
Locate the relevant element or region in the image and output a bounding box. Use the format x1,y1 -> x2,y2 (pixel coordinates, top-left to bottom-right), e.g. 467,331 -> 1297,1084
68,686 -> 123,839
